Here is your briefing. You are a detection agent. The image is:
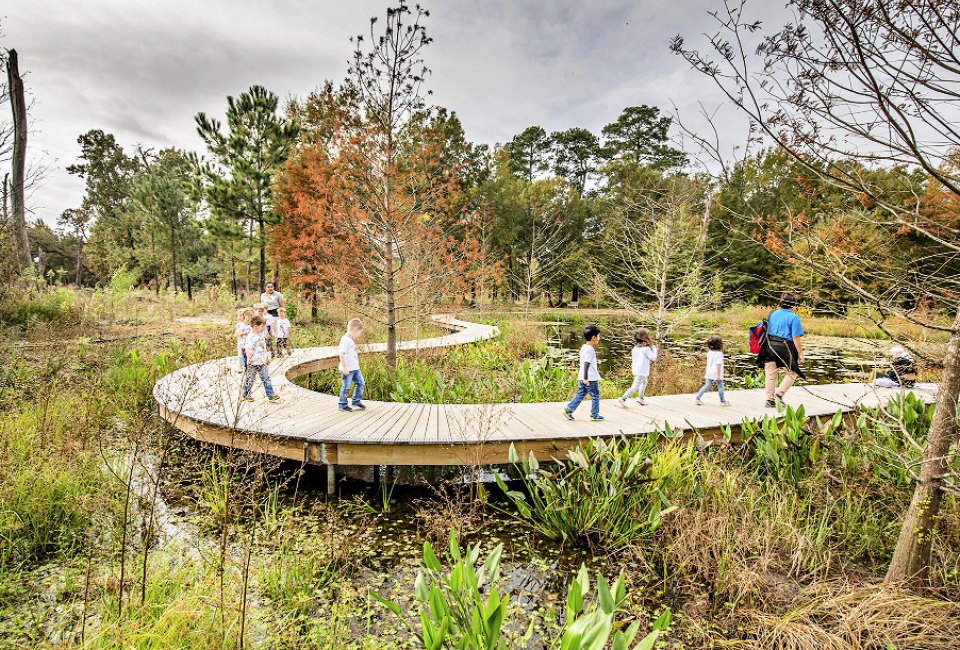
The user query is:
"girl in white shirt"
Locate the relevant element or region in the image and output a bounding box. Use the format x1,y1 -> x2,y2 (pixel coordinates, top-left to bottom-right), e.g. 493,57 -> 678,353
695,335 -> 730,406
618,328 -> 658,407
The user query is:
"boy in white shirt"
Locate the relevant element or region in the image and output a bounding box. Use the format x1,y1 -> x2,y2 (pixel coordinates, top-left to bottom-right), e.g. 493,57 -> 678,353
234,308 -> 252,372
338,318 -> 366,412
695,335 -> 730,406
275,307 -> 292,356
242,315 -> 280,403
618,328 -> 658,407
563,324 -> 604,421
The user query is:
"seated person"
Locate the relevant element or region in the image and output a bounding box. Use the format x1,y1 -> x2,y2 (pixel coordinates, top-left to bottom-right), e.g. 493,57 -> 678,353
874,345 -> 917,388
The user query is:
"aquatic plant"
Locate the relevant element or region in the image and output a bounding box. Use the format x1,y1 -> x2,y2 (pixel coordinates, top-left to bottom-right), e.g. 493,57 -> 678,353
495,437 -> 691,549
375,533 -> 670,650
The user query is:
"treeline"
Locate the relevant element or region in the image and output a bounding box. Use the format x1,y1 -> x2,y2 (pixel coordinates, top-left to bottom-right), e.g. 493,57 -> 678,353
19,15 -> 955,318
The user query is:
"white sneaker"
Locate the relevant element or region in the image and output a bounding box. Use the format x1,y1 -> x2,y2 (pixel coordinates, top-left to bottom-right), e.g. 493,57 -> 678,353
695,398 -> 703,405
720,401 -> 732,407
637,397 -> 646,405
617,398 -> 627,409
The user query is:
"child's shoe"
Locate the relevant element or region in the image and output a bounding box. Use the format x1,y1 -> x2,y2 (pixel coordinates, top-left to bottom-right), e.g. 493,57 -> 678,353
563,408 -> 574,421
339,405 -> 353,412
637,397 -> 646,405
241,396 -> 254,403
590,415 -> 605,422
268,395 -> 281,403
617,398 -> 627,409
695,398 -> 703,405
353,403 -> 367,410
764,399 -> 776,408
774,393 -> 786,407
720,401 -> 731,407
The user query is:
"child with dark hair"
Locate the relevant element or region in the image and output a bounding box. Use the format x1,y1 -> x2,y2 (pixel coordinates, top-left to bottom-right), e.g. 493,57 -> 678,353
618,328 -> 658,407
563,324 -> 604,421
695,335 -> 730,406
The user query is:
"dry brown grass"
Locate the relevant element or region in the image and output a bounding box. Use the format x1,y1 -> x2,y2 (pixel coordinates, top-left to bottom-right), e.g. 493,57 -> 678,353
412,481 -> 489,545
731,582 -> 960,650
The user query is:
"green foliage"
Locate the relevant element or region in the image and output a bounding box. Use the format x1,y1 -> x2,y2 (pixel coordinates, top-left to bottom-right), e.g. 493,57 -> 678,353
496,438 -> 690,548
109,265 -> 141,294
0,287 -> 81,329
0,395 -> 113,569
855,393 -> 942,488
737,407 -> 842,484
375,533 -> 669,650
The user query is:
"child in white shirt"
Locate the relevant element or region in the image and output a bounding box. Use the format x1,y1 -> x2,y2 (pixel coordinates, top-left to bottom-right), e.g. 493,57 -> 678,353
563,324 -> 604,421
234,308 -> 252,372
338,318 -> 366,412
275,307 -> 292,356
695,335 -> 730,406
242,315 -> 280,403
618,328 -> 658,407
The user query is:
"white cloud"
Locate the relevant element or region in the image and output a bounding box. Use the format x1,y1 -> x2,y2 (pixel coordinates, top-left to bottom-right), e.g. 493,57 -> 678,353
4,0 -> 792,225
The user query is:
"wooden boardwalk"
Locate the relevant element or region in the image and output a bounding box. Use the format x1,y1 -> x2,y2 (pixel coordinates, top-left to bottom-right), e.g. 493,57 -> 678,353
154,314 -> 937,471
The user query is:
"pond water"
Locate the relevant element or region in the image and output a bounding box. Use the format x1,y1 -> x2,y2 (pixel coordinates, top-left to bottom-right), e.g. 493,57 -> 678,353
547,320 -> 887,384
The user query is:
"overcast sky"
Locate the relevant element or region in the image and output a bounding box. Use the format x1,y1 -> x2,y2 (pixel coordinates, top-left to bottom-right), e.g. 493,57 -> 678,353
6,0 -> 792,226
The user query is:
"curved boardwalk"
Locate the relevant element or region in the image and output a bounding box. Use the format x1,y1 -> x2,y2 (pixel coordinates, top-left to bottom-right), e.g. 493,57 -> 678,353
154,314 -> 937,471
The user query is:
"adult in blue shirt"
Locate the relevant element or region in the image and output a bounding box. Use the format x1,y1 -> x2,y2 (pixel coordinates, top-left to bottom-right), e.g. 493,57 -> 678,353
757,292 -> 806,408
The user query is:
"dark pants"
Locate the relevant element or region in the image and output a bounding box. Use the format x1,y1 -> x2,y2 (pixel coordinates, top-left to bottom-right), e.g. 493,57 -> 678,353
566,380 -> 600,418
267,308 -> 279,317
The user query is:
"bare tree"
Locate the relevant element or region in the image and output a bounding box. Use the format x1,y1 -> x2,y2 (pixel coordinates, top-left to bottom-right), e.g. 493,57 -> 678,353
673,0 -> 960,585
5,49 -> 30,269
594,175 -> 713,340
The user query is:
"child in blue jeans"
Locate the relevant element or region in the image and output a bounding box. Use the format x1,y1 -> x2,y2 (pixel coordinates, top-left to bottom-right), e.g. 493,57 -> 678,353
563,324 -> 604,421
695,335 -> 730,406
242,315 -> 280,403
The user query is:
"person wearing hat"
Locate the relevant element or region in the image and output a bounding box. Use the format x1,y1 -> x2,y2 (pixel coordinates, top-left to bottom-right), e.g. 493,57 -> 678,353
875,346 -> 917,388
757,291 -> 806,408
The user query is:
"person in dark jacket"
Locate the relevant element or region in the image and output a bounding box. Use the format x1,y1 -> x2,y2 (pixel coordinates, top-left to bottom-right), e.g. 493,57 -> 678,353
757,292 -> 806,408
875,346 -> 917,388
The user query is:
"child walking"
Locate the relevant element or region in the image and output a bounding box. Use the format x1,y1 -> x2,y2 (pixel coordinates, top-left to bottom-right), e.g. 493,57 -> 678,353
618,328 -> 657,407
695,335 -> 730,406
242,315 -> 280,403
275,307 -> 292,357
338,318 -> 366,412
563,324 -> 604,421
234,308 -> 252,372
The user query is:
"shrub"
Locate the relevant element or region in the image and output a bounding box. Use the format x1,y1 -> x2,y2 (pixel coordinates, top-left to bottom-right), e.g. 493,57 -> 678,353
733,407 -> 842,485
496,437 -> 692,549
0,287 -> 82,329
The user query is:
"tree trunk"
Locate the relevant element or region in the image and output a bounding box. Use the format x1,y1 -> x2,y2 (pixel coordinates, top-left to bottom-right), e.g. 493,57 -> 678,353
187,276 -> 193,300
230,255 -> 237,299
170,224 -> 178,293
6,49 -> 31,270
75,240 -> 83,288
886,305 -> 960,586
572,284 -> 580,303
258,217 -> 266,292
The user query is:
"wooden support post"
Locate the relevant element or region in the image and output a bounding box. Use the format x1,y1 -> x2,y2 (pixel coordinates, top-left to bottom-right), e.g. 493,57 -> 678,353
371,464 -> 381,496
326,464 -> 336,497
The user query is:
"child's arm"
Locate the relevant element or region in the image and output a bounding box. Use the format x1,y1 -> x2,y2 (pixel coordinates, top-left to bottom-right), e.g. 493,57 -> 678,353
648,346 -> 658,361
339,352 -> 348,375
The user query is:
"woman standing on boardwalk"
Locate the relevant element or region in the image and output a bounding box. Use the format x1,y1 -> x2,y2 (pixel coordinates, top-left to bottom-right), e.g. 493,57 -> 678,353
758,292 -> 806,408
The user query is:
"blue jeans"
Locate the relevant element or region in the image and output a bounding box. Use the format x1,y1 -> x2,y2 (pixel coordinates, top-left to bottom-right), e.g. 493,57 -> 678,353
339,369 -> 365,408
237,350 -> 247,369
567,380 -> 600,418
696,379 -> 726,402
242,365 -> 274,398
